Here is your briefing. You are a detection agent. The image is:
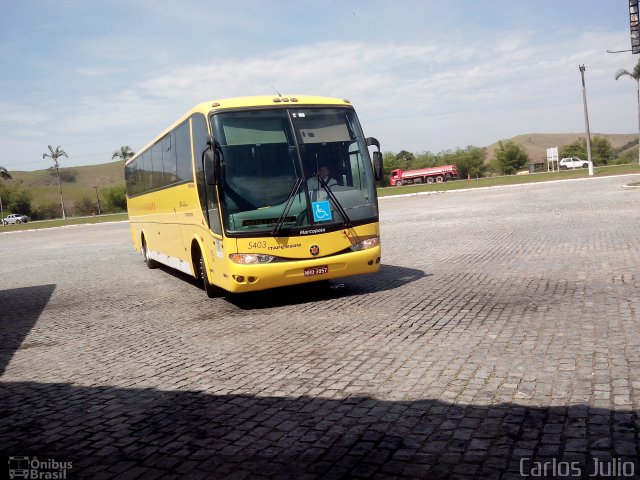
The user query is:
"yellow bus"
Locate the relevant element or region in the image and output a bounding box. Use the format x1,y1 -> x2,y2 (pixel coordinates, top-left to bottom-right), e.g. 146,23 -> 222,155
125,95 -> 383,295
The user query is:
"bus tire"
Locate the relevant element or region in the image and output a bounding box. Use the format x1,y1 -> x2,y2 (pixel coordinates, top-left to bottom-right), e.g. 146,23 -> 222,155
198,251 -> 218,298
141,236 -> 158,269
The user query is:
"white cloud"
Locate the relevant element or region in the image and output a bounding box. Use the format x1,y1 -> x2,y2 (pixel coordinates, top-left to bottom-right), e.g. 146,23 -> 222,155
2,28 -> 637,170
0,102 -> 49,126
76,67 -> 125,78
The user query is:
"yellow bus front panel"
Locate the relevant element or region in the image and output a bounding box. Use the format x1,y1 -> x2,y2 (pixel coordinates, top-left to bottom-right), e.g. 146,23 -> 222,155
221,223 -> 381,292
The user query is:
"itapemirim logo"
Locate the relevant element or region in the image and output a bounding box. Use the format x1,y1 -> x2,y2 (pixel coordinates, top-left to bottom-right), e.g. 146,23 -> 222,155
7,456 -> 72,479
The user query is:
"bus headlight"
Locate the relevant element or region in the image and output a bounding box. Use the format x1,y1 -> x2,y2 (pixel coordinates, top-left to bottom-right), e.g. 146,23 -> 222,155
229,253 -> 275,264
349,236 -> 380,252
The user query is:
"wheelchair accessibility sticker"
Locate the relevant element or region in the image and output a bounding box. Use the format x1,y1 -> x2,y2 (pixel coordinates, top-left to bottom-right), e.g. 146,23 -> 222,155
312,201 -> 332,222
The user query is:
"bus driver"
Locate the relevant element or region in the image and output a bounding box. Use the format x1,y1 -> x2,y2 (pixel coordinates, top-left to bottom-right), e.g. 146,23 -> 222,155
307,165 -> 338,190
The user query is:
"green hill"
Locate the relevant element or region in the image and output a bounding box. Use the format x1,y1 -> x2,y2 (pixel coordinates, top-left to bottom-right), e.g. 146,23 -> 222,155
7,160 -> 125,210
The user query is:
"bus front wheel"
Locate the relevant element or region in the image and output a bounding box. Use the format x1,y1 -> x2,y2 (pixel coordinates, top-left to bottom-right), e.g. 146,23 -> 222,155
198,253 -> 219,298
142,237 -> 158,269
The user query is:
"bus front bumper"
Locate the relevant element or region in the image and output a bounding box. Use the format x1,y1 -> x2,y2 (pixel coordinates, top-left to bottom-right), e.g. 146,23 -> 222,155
223,246 -> 382,293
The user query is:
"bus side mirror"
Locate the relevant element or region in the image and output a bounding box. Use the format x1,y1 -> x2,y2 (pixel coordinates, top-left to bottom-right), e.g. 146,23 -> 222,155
372,151 -> 383,182
366,137 -> 383,181
204,136 -> 221,185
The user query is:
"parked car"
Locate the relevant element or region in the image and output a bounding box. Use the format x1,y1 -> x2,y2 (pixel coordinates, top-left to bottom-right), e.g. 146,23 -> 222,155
2,213 -> 29,225
559,157 -> 589,169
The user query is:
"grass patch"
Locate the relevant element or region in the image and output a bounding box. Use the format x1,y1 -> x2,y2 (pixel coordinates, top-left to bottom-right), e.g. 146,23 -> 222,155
0,213 -> 128,233
377,164 -> 640,197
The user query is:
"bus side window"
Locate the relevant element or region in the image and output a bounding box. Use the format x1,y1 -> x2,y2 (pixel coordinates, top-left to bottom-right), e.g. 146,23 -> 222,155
162,133 -> 177,185
175,120 -> 192,182
151,141 -> 163,189
125,161 -> 134,196
141,150 -> 152,191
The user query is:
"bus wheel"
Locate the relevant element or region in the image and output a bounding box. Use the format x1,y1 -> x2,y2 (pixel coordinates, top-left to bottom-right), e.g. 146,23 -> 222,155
198,254 -> 218,298
435,175 -> 444,183
142,237 -> 158,269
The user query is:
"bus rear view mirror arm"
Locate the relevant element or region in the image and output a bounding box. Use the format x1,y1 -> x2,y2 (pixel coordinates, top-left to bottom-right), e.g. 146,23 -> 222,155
366,137 -> 380,149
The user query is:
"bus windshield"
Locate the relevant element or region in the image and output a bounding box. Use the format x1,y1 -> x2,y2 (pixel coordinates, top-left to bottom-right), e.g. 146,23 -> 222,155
211,107 -> 377,236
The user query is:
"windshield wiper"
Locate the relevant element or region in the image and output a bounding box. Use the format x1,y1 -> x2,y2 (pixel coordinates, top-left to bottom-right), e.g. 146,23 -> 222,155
272,177 -> 304,236
317,175 -> 351,228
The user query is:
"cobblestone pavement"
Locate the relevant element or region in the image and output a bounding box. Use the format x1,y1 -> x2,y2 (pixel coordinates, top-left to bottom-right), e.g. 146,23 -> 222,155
1,175 -> 639,479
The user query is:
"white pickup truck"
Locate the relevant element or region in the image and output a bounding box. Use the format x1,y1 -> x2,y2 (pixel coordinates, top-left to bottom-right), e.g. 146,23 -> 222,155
559,157 -> 589,169
2,213 -> 29,225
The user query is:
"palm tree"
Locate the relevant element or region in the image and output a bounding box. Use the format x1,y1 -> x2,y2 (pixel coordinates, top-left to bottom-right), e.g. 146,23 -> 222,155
615,59 -> 640,166
43,145 -> 69,220
112,146 -> 135,162
0,166 -> 11,180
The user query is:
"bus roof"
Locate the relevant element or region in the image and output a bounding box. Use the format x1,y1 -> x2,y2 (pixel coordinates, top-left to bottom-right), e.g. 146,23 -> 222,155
126,95 -> 354,165
195,95 -> 352,111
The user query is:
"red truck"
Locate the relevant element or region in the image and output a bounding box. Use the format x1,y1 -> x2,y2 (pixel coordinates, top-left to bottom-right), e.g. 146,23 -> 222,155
389,164 -> 459,186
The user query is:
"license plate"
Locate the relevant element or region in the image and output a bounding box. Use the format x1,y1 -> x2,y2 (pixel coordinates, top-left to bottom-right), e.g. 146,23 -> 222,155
304,265 -> 329,276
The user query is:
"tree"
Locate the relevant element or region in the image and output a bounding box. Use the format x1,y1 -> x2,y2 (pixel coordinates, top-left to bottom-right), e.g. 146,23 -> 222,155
591,136 -> 614,165
42,145 -> 69,219
32,202 -> 61,220
381,151 -> 399,184
10,189 -> 33,216
74,196 -> 98,216
112,146 -> 135,162
0,166 -> 11,180
383,151 -> 399,169
616,147 -> 639,165
0,183 -> 32,217
414,151 -> 438,169
615,59 -> 640,165
559,138 -> 587,160
0,167 -> 8,221
0,167 -> 10,221
395,150 -> 416,171
451,146 -> 488,179
102,185 -> 127,212
495,140 -> 529,175
560,137 -> 613,165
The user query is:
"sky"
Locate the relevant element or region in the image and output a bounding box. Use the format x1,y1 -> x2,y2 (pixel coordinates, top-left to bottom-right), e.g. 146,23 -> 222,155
0,0 -> 638,171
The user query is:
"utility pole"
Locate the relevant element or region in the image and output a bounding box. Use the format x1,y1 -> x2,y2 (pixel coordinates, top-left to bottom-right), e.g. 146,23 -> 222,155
578,65 -> 595,177
93,186 -> 102,215
0,196 -> 4,225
